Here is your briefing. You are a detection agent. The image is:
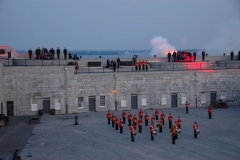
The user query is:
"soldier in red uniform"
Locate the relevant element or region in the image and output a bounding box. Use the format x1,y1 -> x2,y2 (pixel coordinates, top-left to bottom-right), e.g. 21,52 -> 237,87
142,59 -> 145,70
106,110 -> 111,125
168,113 -> 173,129
119,118 -> 124,134
193,122 -> 199,139
138,60 -> 142,70
186,101 -> 189,114
138,118 -> 143,133
138,109 -> 143,119
135,60 -> 138,71
115,116 -> 119,130
128,112 -> 132,127
144,112 -> 149,126
170,125 -> 177,144
132,115 -> 137,126
177,116 -> 182,129
145,60 -> 149,71
122,110 -> 126,124
111,113 -> 115,128
159,119 -> 163,133
150,124 -> 156,141
160,111 -> 165,125
130,124 -> 136,142
155,109 -> 159,120
151,114 -> 156,124
208,105 -> 213,119
174,121 -> 179,139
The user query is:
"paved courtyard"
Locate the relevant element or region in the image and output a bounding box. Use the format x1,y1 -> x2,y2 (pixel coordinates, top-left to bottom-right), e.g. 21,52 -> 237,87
0,106 -> 240,160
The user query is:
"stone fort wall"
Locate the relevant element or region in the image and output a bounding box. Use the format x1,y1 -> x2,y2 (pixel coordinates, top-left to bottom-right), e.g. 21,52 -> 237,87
0,61 -> 239,116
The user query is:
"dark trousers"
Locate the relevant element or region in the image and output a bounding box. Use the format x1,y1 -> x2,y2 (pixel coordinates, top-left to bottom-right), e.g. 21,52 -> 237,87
176,133 -> 178,139
186,108 -> 188,114
108,118 -> 110,125
112,121 -> 115,127
169,122 -> 172,129
115,124 -> 118,130
139,126 -> 142,133
231,56 -> 233,60
151,133 -> 154,141
159,126 -> 162,132
155,115 -> 158,120
172,135 -> 176,144
139,66 -> 141,70
57,53 -> 60,59
162,119 -> 164,125
168,56 -> 171,62
29,54 -> 32,59
113,66 -> 116,72
120,127 -> 123,134
173,56 -> 176,61
117,62 -> 120,68
146,66 -> 148,71
123,118 -> 126,124
64,53 -> 67,60
131,133 -> 135,142
209,113 -> 212,119
133,122 -> 136,126
128,120 -> 131,127
145,120 -> 148,126
194,130 -> 197,138
135,66 -> 138,70
194,56 -> 196,61
202,56 -> 205,61
142,66 -> 145,70
179,124 -> 181,129
139,116 -> 142,119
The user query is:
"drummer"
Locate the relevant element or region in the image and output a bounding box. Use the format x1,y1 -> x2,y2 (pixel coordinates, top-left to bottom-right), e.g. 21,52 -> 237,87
174,121 -> 179,139
150,123 -> 156,141
193,122 -> 199,139
130,123 -> 136,142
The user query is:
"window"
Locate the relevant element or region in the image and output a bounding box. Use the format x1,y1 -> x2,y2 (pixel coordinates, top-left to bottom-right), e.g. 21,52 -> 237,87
201,92 -> 206,104
78,97 -> 84,108
55,98 -> 61,110
161,93 -> 167,105
100,96 -> 106,107
142,95 -> 147,106
181,93 -> 187,104
31,99 -> 38,111
121,96 -> 126,107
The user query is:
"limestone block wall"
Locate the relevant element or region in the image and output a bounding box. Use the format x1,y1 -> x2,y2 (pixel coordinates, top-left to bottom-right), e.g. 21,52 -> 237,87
1,64 -> 240,116
0,61 -> 3,113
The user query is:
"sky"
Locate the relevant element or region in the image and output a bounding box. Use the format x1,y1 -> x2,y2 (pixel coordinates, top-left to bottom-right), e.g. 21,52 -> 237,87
0,0 -> 240,55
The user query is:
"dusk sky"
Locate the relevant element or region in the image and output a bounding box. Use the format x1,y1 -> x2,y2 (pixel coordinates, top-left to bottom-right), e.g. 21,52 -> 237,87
0,0 -> 239,55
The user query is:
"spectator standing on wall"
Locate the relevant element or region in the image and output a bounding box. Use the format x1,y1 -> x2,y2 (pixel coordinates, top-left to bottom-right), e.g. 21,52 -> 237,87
230,50 -> 234,60
57,47 -> 60,59
117,57 -> 121,68
63,47 -> 67,60
28,48 -> 32,59
202,50 -> 205,61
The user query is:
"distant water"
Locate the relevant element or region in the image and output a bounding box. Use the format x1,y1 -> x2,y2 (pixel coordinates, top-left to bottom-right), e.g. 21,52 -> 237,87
17,50 -> 152,59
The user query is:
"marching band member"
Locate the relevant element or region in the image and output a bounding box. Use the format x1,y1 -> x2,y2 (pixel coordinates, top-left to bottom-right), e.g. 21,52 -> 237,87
130,123 -> 136,142
142,59 -> 145,70
160,111 -> 165,125
170,125 -> 177,144
150,123 -> 156,141
145,60 -> 149,71
186,101 -> 189,114
155,109 -> 159,120
177,116 -> 182,129
208,105 -> 213,119
151,114 -> 156,124
128,112 -> 132,127
174,121 -> 179,139
132,115 -> 137,126
138,118 -> 143,133
193,122 -> 199,139
168,113 -> 173,129
144,112 -> 149,126
122,110 -> 126,123
138,60 -> 142,70
111,113 -> 115,128
138,109 -> 143,119
159,119 -> 163,133
106,110 -> 111,125
115,116 -> 119,130
119,118 -> 124,134
135,60 -> 138,71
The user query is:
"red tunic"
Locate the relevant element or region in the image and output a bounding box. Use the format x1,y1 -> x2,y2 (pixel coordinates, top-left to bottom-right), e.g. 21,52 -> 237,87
107,112 -> 111,119
132,116 -> 137,123
144,114 -> 149,120
122,111 -> 126,118
128,113 -> 132,120
150,126 -> 155,133
138,110 -> 143,117
160,113 -> 165,119
193,124 -> 199,131
138,119 -> 143,126
119,120 -> 124,128
155,110 -> 159,116
111,115 -> 116,121
115,117 -> 119,125
208,107 -> 212,114
186,103 -> 189,108
151,116 -> 156,122
168,115 -> 173,122
130,125 -> 136,133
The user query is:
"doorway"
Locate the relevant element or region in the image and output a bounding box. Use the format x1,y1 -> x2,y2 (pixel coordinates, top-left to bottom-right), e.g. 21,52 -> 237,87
210,91 -> 217,105
131,94 -> 138,109
89,96 -> 96,111
7,101 -> 14,116
171,93 -> 178,108
43,98 -> 50,114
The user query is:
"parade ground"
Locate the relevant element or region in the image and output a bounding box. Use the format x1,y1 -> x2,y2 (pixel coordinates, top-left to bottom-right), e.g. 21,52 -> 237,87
0,106 -> 240,160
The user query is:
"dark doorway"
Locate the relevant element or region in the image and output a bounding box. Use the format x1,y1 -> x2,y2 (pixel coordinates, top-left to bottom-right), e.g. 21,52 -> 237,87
171,93 -> 178,108
131,94 -> 138,109
7,101 -> 14,116
89,96 -> 96,111
43,98 -> 50,114
210,91 -> 217,105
